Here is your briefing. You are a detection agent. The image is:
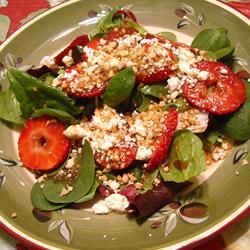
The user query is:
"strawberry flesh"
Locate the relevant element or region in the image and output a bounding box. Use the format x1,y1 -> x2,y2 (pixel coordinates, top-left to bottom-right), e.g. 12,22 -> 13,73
146,108 -> 178,172
18,116 -> 71,171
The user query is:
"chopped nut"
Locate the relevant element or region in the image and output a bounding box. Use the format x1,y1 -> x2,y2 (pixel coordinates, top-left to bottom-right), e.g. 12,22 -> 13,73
11,212 -> 17,218
135,182 -> 143,189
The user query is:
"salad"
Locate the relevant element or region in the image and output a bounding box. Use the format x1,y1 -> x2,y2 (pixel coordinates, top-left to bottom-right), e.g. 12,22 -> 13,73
0,7 -> 249,221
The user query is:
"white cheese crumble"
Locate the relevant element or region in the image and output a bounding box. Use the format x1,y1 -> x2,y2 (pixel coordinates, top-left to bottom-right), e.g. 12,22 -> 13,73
62,55 -> 74,67
197,70 -> 209,81
92,200 -> 110,214
105,194 -> 129,212
40,56 -> 56,68
220,68 -> 228,74
136,146 -> 153,161
167,77 -> 182,93
103,180 -> 120,191
92,194 -> 129,215
63,125 -> 85,139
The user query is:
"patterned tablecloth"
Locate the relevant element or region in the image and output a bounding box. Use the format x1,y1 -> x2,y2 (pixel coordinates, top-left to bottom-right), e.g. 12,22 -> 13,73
0,0 -> 250,249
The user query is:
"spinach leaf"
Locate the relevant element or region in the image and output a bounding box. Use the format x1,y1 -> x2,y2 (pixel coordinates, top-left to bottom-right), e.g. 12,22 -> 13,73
214,46 -> 234,60
137,93 -> 151,112
127,20 -> 147,36
0,87 -> 24,124
191,28 -> 234,60
139,83 -> 167,99
132,166 -> 143,181
43,140 -> 95,203
31,182 -> 66,211
40,73 -> 56,85
160,130 -> 206,183
157,32 -> 177,42
222,82 -> 250,141
7,68 -> 81,118
162,96 -> 189,112
223,102 -> 250,141
90,7 -> 123,39
103,67 -> 135,107
31,108 -> 77,125
75,179 -> 99,203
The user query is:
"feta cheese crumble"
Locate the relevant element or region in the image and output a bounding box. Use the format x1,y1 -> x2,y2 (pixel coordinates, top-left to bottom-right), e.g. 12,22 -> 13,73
92,194 -> 129,214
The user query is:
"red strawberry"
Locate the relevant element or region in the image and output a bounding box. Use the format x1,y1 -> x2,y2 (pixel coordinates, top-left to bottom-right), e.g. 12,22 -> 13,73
18,116 -> 71,171
95,143 -> 138,170
54,34 -> 89,66
182,61 -> 246,115
146,108 -> 178,172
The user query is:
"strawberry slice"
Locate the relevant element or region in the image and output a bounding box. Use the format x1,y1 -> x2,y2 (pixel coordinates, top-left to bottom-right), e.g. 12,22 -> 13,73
182,61 -> 246,115
95,143 -> 138,170
18,116 -> 71,171
137,34 -> 176,84
146,108 -> 178,172
136,64 -> 173,84
54,34 -> 89,66
59,65 -> 107,98
105,26 -> 137,41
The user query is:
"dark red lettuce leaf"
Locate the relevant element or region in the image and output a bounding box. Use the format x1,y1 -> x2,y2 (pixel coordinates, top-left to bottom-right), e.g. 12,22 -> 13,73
27,65 -> 51,78
128,181 -> 186,220
98,185 -> 114,198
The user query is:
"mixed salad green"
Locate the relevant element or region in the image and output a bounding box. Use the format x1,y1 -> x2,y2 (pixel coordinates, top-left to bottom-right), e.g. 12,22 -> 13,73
0,7 -> 249,219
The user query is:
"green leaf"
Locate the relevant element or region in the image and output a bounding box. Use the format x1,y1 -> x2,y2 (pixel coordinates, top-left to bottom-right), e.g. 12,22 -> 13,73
191,28 -> 234,60
103,68 -> 135,107
40,73 -> 56,85
140,169 -> 159,193
162,96 -> 189,112
223,102 -> 250,141
89,7 -> 123,39
7,68 -> 81,118
31,182 -> 66,211
214,46 -> 234,60
31,108 -> 77,124
157,32 -> 177,42
139,84 -> 167,99
43,140 -> 96,203
0,87 -> 24,124
137,94 -> 151,112
132,166 -> 143,181
127,20 -> 147,36
160,130 -> 206,183
75,179 -> 99,203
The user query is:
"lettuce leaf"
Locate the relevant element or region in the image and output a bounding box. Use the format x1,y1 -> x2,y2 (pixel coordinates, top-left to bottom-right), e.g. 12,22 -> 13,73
160,130 -> 206,183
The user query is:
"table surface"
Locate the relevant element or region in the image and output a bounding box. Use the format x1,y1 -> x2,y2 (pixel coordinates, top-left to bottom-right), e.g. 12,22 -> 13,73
0,0 -> 250,249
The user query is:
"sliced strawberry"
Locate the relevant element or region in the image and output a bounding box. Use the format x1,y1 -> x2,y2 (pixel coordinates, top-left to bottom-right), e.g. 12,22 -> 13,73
85,37 -> 101,50
136,64 -> 173,84
146,108 -> 178,172
137,35 -> 176,84
18,116 -> 71,171
60,65 -> 107,98
182,61 -> 246,115
54,34 -> 89,66
105,26 -> 137,41
95,143 -> 138,170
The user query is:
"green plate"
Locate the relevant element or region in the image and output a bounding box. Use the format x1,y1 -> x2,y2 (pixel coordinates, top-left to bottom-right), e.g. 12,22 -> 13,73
0,1 -> 249,249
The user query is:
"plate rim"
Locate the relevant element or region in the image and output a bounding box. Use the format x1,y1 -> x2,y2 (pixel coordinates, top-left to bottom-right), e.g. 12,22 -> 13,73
0,0 -> 249,249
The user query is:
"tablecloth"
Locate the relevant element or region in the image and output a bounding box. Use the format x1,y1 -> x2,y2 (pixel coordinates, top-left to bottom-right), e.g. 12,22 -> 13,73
0,0 -> 250,249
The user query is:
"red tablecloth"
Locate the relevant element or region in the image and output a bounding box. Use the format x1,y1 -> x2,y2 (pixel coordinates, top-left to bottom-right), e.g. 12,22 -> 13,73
0,1 -> 249,249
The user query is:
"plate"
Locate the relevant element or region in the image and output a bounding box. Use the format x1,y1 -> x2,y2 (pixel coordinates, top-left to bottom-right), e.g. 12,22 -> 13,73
0,0 -> 249,249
